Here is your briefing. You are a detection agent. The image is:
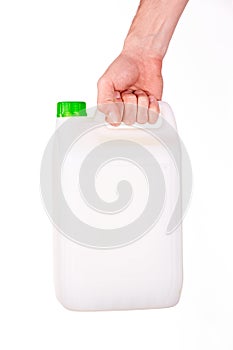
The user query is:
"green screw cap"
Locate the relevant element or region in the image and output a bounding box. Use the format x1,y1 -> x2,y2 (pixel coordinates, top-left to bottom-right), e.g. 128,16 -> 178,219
57,101 -> 87,117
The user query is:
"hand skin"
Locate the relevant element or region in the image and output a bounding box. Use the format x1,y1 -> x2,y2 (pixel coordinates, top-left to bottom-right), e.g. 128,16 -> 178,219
97,0 -> 189,125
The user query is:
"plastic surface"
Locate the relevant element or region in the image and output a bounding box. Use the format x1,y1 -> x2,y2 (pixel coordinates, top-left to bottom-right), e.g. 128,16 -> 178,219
53,102 -> 183,311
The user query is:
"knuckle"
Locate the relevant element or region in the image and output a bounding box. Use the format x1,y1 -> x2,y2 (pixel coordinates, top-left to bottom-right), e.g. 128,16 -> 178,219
97,76 -> 107,88
124,94 -> 136,103
134,89 -> 146,96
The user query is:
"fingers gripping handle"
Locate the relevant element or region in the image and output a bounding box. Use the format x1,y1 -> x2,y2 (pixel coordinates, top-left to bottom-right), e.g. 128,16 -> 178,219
93,101 -> 176,130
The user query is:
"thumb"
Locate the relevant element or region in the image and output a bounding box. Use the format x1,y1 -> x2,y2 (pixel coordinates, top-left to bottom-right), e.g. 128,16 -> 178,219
97,77 -> 123,125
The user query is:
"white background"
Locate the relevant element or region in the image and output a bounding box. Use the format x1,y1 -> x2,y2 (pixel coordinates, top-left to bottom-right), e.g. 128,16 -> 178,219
0,0 -> 233,349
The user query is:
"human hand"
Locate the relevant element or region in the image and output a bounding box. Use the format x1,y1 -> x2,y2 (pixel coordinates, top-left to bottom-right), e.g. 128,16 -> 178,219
97,0 -> 189,125
97,51 -> 163,125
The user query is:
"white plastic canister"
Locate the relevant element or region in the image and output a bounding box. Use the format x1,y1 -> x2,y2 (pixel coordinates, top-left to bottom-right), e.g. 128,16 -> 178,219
53,101 -> 183,311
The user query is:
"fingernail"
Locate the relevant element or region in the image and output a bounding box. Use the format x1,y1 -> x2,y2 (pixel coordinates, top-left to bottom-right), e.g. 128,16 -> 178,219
114,91 -> 121,99
108,112 -> 119,123
149,96 -> 155,103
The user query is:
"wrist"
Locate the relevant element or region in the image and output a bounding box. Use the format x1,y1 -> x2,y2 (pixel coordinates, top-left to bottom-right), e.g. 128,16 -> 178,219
120,46 -> 163,79
123,34 -> 167,61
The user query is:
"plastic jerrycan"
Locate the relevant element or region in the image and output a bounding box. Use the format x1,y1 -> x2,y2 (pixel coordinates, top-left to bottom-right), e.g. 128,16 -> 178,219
53,101 -> 183,311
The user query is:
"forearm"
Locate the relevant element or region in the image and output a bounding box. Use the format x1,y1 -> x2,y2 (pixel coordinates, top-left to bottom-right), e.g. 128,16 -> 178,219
123,0 -> 189,60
